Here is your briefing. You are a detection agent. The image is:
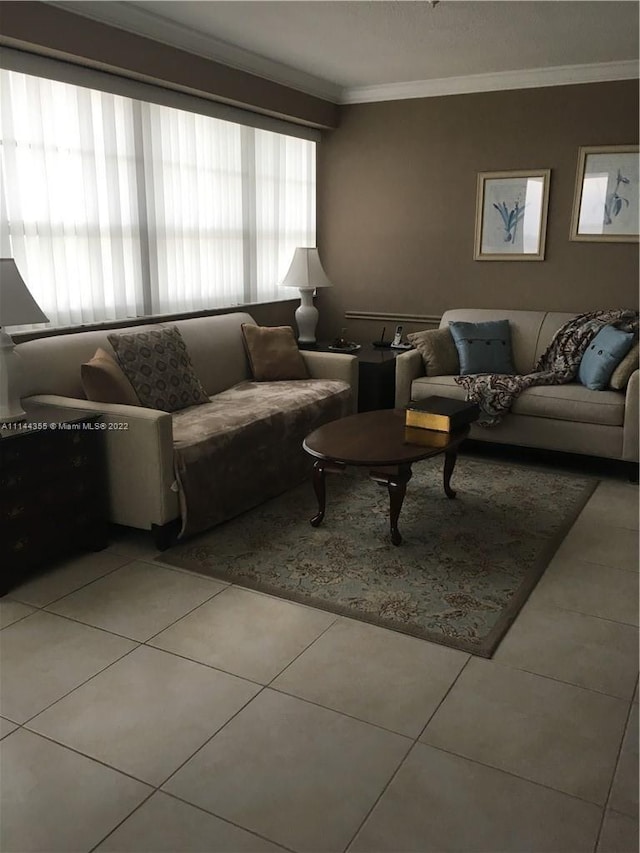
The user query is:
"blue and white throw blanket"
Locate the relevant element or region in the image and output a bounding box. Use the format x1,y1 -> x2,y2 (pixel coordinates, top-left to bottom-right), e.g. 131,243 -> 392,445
455,309 -> 639,427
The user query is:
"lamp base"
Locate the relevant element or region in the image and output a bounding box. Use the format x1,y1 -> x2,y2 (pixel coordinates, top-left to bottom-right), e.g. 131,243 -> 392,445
295,289 -> 319,346
0,328 -> 26,423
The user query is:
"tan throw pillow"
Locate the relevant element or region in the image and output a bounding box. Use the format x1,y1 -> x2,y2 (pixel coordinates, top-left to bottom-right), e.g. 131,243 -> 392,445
81,347 -> 140,406
609,341 -> 639,391
241,324 -> 309,381
407,327 -> 460,376
107,326 -> 209,412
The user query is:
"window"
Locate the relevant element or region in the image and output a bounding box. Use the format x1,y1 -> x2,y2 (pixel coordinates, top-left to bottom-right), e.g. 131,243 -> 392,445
0,69 -> 316,330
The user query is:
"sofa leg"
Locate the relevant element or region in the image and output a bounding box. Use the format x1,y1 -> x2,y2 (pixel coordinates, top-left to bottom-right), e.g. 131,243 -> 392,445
628,463 -> 639,484
152,520 -> 180,551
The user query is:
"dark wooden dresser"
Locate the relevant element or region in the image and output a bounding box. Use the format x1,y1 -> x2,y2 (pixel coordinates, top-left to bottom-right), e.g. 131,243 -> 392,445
1,403 -> 109,595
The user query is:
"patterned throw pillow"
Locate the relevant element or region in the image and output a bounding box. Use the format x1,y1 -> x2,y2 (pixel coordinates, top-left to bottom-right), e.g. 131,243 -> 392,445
449,320 -> 516,375
107,326 -> 209,412
407,328 -> 460,376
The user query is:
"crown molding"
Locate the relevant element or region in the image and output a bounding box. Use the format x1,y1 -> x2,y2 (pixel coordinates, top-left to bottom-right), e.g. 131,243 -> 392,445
42,4 -> 639,107
342,60 -> 639,104
47,1 -> 342,103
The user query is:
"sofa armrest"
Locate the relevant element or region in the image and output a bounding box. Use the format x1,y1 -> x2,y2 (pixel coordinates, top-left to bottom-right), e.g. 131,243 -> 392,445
622,370 -> 639,463
26,395 -> 179,529
301,351 -> 359,414
395,350 -> 425,407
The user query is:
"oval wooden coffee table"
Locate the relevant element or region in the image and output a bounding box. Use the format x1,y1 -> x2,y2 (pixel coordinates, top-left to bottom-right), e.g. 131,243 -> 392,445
303,409 -> 470,546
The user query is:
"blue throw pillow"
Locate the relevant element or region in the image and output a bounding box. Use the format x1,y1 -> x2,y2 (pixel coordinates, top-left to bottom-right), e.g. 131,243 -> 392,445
578,325 -> 635,390
449,320 -> 516,375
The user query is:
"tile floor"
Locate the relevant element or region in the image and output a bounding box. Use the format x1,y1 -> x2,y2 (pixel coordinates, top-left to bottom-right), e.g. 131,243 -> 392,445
1,460 -> 638,853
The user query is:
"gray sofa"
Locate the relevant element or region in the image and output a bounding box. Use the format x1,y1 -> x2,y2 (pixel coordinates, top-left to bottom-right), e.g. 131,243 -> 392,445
395,308 -> 638,465
17,312 -> 358,545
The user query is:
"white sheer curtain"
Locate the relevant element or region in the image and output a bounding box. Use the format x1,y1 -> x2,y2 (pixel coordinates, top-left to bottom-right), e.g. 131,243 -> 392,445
254,128 -> 316,303
0,70 -> 144,329
142,104 -> 246,313
0,69 -> 317,330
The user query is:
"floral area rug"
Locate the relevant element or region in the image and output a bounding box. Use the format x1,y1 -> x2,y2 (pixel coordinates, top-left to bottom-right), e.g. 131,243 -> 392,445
158,459 -> 596,657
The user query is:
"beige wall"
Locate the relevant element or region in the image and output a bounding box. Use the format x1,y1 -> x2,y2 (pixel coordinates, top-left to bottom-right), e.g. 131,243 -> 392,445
317,80 -> 639,342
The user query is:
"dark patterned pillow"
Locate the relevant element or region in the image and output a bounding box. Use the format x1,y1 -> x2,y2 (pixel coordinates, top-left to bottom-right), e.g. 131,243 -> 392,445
107,326 -> 209,412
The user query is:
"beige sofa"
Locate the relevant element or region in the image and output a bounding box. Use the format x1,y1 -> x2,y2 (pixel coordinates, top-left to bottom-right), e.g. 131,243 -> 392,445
396,308 -> 638,466
17,312 -> 358,546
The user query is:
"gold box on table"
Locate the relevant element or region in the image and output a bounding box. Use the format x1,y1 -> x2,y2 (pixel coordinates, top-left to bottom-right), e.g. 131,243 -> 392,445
405,396 -> 479,433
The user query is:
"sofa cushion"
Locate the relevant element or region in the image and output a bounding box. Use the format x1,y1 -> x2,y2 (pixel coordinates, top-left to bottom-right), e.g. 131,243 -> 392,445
172,313 -> 255,396
407,328 -> 459,376
81,347 -> 140,406
511,384 -> 625,426
411,375 -> 468,403
578,325 -> 635,391
610,341 -> 639,391
173,379 -> 349,447
449,320 -> 516,375
108,326 -> 209,412
410,376 -> 624,427
171,378 -> 350,536
241,324 -> 309,381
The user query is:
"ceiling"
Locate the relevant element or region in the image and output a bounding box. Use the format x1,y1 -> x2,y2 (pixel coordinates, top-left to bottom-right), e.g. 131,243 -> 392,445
52,1 -> 639,102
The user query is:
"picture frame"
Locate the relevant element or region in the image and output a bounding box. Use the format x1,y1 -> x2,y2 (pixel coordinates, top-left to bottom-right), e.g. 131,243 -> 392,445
474,169 -> 550,261
570,145 -> 639,242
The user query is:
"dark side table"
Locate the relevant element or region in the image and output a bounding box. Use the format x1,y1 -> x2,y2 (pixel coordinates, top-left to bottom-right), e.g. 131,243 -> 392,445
0,402 -> 109,595
311,343 -> 408,412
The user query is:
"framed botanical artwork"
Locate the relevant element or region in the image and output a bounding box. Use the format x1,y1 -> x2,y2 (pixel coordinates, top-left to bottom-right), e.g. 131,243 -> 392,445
570,145 -> 639,242
474,169 -> 551,261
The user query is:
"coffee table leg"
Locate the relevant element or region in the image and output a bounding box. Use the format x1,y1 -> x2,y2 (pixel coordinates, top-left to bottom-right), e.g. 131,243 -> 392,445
371,464 -> 412,546
310,460 -> 346,527
443,449 -> 458,499
310,461 -> 326,527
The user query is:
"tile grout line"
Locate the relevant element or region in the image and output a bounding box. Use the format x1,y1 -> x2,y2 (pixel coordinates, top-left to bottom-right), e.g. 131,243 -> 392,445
150,684 -> 270,792
159,790 -> 298,853
18,642 -> 142,728
4,555 -> 137,611
87,786 -> 157,853
592,699 -> 637,852
263,613 -> 342,686
265,684 -> 417,741
15,726 -> 154,788
342,656 -> 473,852
6,567 -> 228,647
145,620 -> 350,802
342,738 -> 415,853
525,598 -> 640,630
413,739 -> 614,811
416,654 -> 472,741
492,655 -> 638,702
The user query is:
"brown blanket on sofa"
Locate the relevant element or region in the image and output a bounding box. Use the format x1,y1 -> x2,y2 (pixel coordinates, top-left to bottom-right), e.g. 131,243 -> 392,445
455,309 -> 639,427
172,379 -> 351,538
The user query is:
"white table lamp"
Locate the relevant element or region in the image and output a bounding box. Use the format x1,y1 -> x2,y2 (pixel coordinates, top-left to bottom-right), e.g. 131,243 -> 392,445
0,259 -> 49,422
280,247 -> 333,345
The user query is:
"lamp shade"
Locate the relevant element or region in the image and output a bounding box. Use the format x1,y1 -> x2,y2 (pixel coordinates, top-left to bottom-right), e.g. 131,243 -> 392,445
280,248 -> 333,290
0,259 -> 49,327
